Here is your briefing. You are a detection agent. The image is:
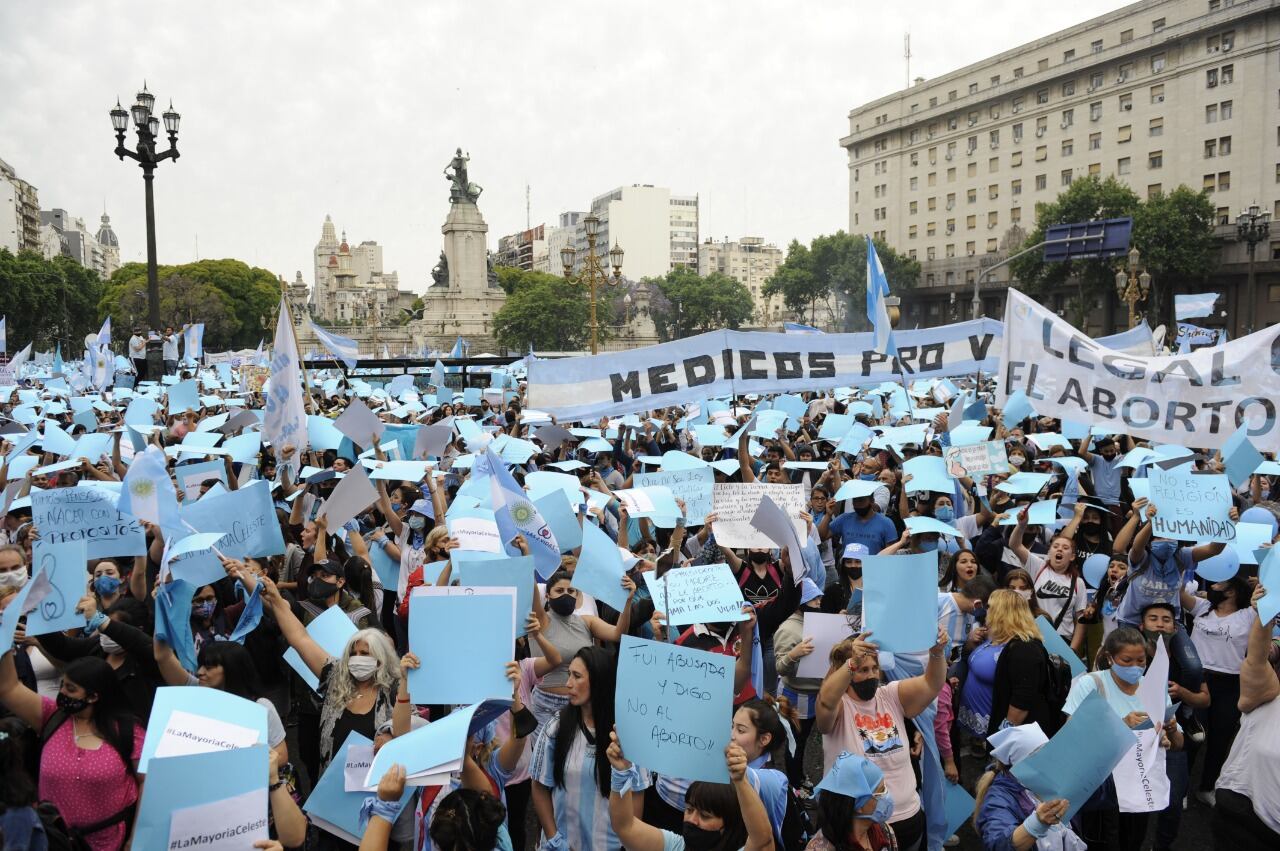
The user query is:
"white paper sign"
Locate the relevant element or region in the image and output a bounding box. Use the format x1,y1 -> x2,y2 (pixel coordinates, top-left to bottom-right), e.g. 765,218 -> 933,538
641,564 -> 749,626
153,709 -> 259,759
168,787 -> 268,851
344,743 -> 376,792
316,463 -> 377,529
796,611 -> 856,678
712,483 -> 805,549
1112,728 -> 1169,812
448,514 -> 502,553
334,398 -> 385,449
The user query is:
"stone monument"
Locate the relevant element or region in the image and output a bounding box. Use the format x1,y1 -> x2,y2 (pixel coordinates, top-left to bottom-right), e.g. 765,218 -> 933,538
414,149 -> 508,350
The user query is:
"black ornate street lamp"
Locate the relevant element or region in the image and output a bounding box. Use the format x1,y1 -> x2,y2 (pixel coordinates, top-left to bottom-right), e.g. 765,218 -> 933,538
1236,204 -> 1271,334
110,83 -> 180,331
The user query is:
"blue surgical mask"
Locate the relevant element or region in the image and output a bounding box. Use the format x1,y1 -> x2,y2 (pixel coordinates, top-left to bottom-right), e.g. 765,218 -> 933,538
93,575 -> 122,596
934,506 -> 955,523
1150,540 -> 1177,562
408,514 -> 427,531
917,537 -> 939,552
193,600 -> 217,620
858,473 -> 877,481
390,502 -> 403,514
1110,662 -> 1144,684
868,789 -> 895,824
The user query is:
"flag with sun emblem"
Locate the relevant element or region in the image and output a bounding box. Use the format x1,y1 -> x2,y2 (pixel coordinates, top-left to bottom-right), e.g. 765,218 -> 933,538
119,447 -> 183,532
476,446 -> 559,579
90,344 -> 114,390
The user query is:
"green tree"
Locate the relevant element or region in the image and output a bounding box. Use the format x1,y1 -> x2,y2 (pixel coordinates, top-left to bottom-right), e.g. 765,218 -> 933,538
647,268 -> 755,341
762,232 -> 919,330
1008,175 -> 1140,326
100,258 -> 281,349
111,274 -> 238,342
0,249 -> 105,351
494,266 -> 567,296
1131,185 -> 1217,329
493,276 -> 592,351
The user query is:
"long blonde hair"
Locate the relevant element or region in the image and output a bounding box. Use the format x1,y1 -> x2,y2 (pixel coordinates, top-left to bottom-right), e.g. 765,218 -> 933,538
985,589 -> 1040,645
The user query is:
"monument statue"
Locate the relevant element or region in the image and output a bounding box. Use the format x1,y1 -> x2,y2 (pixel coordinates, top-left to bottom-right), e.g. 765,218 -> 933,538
431,250 -> 449,288
486,255 -> 500,289
444,148 -> 483,204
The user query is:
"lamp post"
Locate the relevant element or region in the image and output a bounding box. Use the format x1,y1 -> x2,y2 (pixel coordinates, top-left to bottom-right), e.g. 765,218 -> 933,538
1114,247 -> 1151,330
561,213 -> 624,354
1236,203 -> 1271,334
110,83 -> 180,331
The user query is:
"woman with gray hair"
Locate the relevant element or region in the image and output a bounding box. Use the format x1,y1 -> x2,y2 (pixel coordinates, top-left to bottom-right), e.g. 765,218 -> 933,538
261,577 -> 400,772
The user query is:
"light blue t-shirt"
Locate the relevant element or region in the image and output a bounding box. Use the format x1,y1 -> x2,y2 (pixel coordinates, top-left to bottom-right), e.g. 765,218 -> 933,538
1063,670 -> 1173,721
1115,546 -> 1193,626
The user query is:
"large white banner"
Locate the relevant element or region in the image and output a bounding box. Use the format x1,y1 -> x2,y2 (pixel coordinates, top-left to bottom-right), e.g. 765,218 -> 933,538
997,289 -> 1280,452
262,297 -> 308,469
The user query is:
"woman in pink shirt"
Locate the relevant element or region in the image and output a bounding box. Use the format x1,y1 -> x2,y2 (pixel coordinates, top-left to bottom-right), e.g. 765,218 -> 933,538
0,653 -> 144,851
816,628 -> 948,851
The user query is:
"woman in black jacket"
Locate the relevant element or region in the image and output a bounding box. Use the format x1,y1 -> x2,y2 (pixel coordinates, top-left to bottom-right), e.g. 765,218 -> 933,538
984,589 -> 1060,737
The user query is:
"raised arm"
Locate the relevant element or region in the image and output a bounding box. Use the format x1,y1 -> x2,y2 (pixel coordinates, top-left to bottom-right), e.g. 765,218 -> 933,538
1239,585 -> 1280,713
1129,502 -> 1156,566
260,578 -> 330,677
375,479 -> 404,538
738,427 -> 757,483
0,650 -> 42,729
586,576 -> 637,643
898,626 -> 948,718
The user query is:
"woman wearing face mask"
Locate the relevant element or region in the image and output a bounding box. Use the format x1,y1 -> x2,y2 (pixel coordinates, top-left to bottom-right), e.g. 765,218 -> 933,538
262,577 -> 400,774
188,584 -> 228,655
1061,627 -> 1182,848
607,732 -> 774,851
999,570 -> 1048,620
805,751 -> 898,851
0,654 -> 144,851
89,559 -> 132,612
395,527 -> 454,619
974,723 -> 1083,851
528,571 -> 635,727
822,543 -> 869,632
816,628 -> 949,851
1006,442 -> 1029,472
775,579 -> 829,788
1061,500 -> 1113,577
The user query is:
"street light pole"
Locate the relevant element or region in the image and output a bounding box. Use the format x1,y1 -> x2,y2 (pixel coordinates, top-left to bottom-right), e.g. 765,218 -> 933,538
1114,247 -> 1152,329
562,214 -> 624,354
110,84 -> 180,331
1236,204 -> 1271,334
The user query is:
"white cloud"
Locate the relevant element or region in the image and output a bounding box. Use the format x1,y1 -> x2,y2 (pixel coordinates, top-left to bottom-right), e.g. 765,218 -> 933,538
0,0 -> 1120,294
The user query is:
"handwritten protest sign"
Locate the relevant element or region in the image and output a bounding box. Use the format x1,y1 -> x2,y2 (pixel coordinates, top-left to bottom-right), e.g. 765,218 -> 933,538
641,563 -> 749,627
943,440 -> 1008,478
1149,468 -> 1235,543
23,538 -> 88,636
711,482 -> 804,548
32,486 -> 145,559
635,467 -> 714,525
615,635 -> 733,783
179,480 -> 285,558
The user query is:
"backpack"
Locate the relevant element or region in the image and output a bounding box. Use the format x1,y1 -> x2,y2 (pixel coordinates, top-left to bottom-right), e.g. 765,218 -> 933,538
1042,643 -> 1074,720
781,784 -> 818,851
33,801 -> 90,851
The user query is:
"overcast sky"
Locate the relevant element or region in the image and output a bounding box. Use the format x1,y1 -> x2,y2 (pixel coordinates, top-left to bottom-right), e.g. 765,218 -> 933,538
1,0 -> 1123,293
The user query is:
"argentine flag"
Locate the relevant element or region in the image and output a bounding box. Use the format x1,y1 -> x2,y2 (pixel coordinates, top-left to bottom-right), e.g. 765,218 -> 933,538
96,317 -> 112,349
430,359 -> 447,390
783,321 -> 823,335
182,323 -> 204,365
0,316 -> 6,353
474,446 -> 560,579
309,321 -> 359,370
1174,292 -> 1219,321
865,236 -> 898,357
119,447 -> 184,532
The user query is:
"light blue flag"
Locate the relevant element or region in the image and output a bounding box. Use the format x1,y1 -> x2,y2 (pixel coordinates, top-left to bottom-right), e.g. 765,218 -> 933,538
310,321 -> 359,370
1174,292 -> 1219,321
575,520 -> 628,611
1035,615 -> 1087,677
616,635 -> 734,783
866,236 -> 897,356
96,316 -> 111,349
861,552 -> 938,653
132,745 -> 269,851
154,579 -> 198,683
431,359 -> 447,389
783,321 -> 824,335
0,317 -> 6,353
1012,691 -> 1137,821
119,447 -> 184,532
0,577 -> 35,655
225,583 -> 263,644
166,532 -> 235,587
181,323 -> 204,364
24,538 -> 89,636
52,342 -> 63,376
475,446 -> 560,579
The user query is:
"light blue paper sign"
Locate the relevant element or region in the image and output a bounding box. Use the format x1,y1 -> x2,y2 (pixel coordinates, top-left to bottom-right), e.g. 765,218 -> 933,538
1230,521 -> 1274,566
997,499 -> 1060,527
1012,690 -> 1137,821
368,538 -> 399,588
1222,423 -> 1264,488
0,577 -> 36,654
616,635 -> 733,783
283,604 -> 359,691
175,459 -> 226,504
363,700 -> 510,789
1257,545 -> 1280,625
635,468 -> 714,526
1035,615 -> 1087,677
534,490 -> 582,553
862,552 -> 938,653
167,532 -> 235,587
1001,390 -> 1036,428
132,745 -> 268,851
1149,468 -> 1235,544
943,781 -> 977,840
24,538 -> 89,636
575,520 -> 629,611
179,480 -> 285,557
457,555 -> 536,636
903,456 -> 952,495
32,486 -> 145,558
138,686 -> 269,773
818,413 -> 854,442
407,592 -> 515,704
641,563 -> 748,627
167,379 -> 199,414
463,387 -> 482,407
307,415 -> 344,452
305,732 -> 413,843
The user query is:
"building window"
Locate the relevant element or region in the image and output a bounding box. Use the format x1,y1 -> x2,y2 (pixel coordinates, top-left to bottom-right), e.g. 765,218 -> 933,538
989,183 -> 999,200
968,111 -> 980,127
1118,157 -> 1131,175
910,152 -> 919,166
1062,80 -> 1075,97
949,90 -> 957,101
1206,103 -> 1218,122
1118,125 -> 1132,143
1149,184 -> 1163,199
1089,132 -> 1101,150
1012,151 -> 1023,167
910,176 -> 919,190
946,193 -> 956,209
969,82 -> 979,94
1207,68 -> 1219,88
1012,178 -> 1022,195
927,222 -> 937,236
1219,171 -> 1230,190
947,167 -> 956,182
1036,145 -> 1047,161
1152,17 -> 1165,32
1062,108 -> 1074,127
968,162 -> 978,177
967,188 -> 977,204
1016,66 -> 1027,78
1035,174 -> 1047,190
909,225 -> 918,239
946,217 -> 955,232
1036,116 -> 1048,134
1037,88 -> 1049,104
1091,39 -> 1103,53
909,129 -> 921,143
1204,173 -> 1216,192
1205,138 -> 1217,158
928,196 -> 937,211
1221,64 -> 1234,84
1149,117 -> 1163,136
1036,59 -> 1047,72
1089,162 -> 1101,176
1120,29 -> 1133,44
910,201 -> 919,214
1218,135 -> 1230,155
967,135 -> 978,153
928,172 -> 937,186
1090,101 -> 1103,121
945,244 -> 955,258
989,156 -> 999,173
1012,96 -> 1024,114
966,214 -> 976,229
1090,71 -> 1104,90
1119,93 -> 1133,112
1118,62 -> 1134,82
1064,49 -> 1076,62
1062,168 -> 1074,185
1150,84 -> 1165,104
948,116 -> 958,130
1151,54 -> 1166,74
991,75 -> 1001,87
1221,100 -> 1232,119
987,238 -> 999,253
1062,139 -> 1074,156
1148,150 -> 1163,169
990,129 -> 1000,147
1217,206 -> 1231,225
988,211 -> 999,227
1013,123 -> 1024,142
1011,207 -> 1022,223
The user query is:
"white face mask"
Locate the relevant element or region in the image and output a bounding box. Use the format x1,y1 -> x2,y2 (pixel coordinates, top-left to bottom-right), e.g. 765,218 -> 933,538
1014,588 -> 1032,602
0,569 -> 28,590
99,634 -> 123,655
348,656 -> 379,682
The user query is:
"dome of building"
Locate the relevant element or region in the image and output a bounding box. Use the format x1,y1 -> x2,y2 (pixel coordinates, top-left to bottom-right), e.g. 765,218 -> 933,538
96,212 -> 119,247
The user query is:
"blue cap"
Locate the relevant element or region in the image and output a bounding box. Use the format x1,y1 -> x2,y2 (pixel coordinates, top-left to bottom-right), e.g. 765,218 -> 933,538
408,498 -> 433,518
799,578 -> 823,606
813,751 -> 885,806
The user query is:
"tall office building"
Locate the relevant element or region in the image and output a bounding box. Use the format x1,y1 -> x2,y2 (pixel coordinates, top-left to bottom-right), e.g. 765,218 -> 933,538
0,157 -> 41,254
843,0 -> 1280,332
698,236 -> 786,325
567,185 -> 699,281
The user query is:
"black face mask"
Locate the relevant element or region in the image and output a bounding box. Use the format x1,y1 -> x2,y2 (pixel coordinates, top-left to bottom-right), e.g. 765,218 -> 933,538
1207,588 -> 1229,607
851,678 -> 879,702
56,692 -> 92,714
845,564 -> 863,582
1081,522 -> 1102,536
854,502 -> 873,517
748,551 -> 770,565
548,595 -> 577,616
681,822 -> 723,851
308,576 -> 338,602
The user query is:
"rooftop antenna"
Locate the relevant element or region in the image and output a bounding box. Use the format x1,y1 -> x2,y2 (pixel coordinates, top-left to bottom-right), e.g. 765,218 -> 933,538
904,32 -> 912,89
526,182 -> 531,231
194,233 -> 199,261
